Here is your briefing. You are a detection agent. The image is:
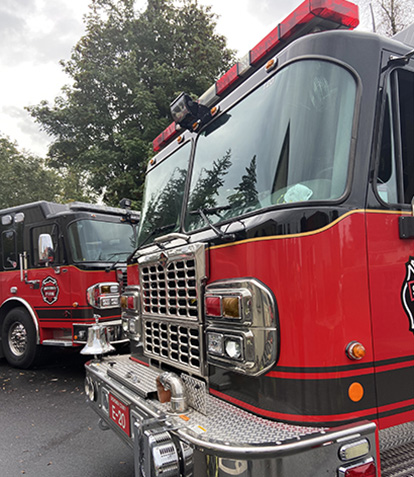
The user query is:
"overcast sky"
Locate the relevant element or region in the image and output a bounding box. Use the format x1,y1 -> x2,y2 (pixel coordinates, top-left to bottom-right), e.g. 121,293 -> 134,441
0,0 -> 363,157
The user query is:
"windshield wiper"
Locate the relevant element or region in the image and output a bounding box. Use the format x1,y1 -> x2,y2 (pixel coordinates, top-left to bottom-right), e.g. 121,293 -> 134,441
138,223 -> 177,250
103,252 -> 132,272
192,205 -> 232,216
191,207 -> 235,241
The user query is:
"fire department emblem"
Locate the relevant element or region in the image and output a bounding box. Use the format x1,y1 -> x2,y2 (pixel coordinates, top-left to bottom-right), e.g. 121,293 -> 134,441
401,257 -> 414,332
41,276 -> 59,305
158,252 -> 168,268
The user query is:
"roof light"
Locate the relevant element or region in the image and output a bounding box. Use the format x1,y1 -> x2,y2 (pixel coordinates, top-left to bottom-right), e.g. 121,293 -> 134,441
152,122 -> 178,152
237,53 -> 251,77
279,0 -> 359,42
153,0 -> 359,152
311,0 -> 360,28
199,84 -> 219,107
250,25 -> 281,66
216,64 -> 241,96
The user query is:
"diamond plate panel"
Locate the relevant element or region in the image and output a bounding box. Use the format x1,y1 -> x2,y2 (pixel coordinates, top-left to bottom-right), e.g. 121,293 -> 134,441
181,373 -> 207,415
97,356 -> 324,446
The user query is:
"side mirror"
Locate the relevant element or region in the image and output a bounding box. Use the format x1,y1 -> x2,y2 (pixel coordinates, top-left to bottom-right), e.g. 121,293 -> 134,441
39,234 -> 55,264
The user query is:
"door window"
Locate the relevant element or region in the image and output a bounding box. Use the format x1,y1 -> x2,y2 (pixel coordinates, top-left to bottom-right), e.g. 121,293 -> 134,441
2,230 -> 17,269
377,69 -> 414,205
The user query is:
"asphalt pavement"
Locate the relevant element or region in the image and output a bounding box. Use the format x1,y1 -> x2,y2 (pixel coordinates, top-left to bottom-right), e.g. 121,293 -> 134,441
0,349 -> 134,477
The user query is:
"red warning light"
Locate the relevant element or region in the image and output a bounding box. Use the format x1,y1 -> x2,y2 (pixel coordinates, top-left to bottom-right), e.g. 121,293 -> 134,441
216,64 -> 240,96
152,122 -> 178,152
250,26 -> 281,66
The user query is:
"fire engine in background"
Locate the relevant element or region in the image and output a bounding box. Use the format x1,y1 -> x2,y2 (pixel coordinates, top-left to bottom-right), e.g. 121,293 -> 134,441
84,0 -> 414,475
0,200 -> 139,368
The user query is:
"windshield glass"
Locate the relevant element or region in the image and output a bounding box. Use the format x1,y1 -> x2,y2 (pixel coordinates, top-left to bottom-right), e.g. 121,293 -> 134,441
137,141 -> 191,246
185,60 -> 357,231
68,219 -> 135,262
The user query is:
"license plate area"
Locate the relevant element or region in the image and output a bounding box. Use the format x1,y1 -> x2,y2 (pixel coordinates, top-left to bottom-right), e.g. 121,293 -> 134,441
109,393 -> 131,437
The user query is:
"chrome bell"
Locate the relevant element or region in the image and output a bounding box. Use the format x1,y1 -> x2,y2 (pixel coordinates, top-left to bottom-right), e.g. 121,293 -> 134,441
81,315 -> 115,356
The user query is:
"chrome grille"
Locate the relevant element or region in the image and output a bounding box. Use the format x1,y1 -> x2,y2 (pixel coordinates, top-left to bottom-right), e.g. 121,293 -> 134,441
138,243 -> 206,375
144,319 -> 201,372
141,257 -> 198,319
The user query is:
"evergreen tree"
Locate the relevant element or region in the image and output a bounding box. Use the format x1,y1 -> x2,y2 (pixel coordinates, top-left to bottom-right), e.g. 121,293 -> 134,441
28,0 -> 234,208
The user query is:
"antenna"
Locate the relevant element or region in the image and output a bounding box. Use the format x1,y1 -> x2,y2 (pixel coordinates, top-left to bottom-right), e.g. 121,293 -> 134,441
369,2 -> 377,32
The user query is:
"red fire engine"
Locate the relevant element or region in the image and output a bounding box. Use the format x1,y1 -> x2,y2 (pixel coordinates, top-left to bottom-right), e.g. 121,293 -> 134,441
84,0 -> 414,475
0,201 -> 139,368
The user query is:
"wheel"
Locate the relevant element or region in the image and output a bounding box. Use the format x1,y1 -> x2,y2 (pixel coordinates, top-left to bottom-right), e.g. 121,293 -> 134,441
2,307 -> 38,368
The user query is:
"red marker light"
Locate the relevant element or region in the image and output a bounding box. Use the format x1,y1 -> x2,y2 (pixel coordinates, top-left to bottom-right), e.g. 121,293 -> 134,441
205,296 -> 222,317
127,296 -> 135,310
342,462 -> 376,477
216,64 -> 240,96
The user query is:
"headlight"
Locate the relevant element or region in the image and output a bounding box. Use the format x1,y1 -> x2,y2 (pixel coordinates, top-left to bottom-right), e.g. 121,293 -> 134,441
205,278 -> 278,376
86,282 -> 120,309
224,336 -> 243,360
207,332 -> 224,355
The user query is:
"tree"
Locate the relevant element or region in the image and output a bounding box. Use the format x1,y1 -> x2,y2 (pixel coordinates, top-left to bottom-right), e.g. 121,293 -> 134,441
0,135 -> 73,208
357,0 -> 414,36
28,0 -> 234,209
139,166 -> 187,238
228,155 -> 258,208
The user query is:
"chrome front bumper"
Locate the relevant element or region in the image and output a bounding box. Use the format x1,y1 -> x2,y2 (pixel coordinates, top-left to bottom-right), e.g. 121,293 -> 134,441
85,355 -> 378,476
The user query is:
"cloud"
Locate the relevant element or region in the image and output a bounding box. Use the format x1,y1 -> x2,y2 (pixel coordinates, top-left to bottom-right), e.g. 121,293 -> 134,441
246,0 -> 307,27
0,105 -> 51,156
0,0 -> 85,65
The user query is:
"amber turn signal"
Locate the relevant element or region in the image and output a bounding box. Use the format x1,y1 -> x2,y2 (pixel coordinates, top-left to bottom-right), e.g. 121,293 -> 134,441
222,296 -> 241,318
346,341 -> 366,360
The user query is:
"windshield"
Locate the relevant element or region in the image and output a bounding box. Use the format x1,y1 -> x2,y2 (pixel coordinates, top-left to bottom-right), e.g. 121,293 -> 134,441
185,60 -> 357,231
137,141 -> 191,246
68,219 -> 135,262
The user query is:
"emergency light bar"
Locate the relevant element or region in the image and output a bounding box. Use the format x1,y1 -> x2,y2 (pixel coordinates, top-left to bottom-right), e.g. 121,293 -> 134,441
152,0 -> 359,152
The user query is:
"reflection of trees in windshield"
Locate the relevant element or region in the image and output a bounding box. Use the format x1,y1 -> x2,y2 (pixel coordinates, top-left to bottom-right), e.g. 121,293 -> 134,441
188,149 -> 232,212
228,155 -> 258,208
187,152 -> 262,229
139,167 -> 187,238
185,61 -> 357,232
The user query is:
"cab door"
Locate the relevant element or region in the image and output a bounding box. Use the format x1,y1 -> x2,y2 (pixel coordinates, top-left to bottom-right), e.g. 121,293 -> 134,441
367,63 -> 414,429
24,222 -> 73,344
